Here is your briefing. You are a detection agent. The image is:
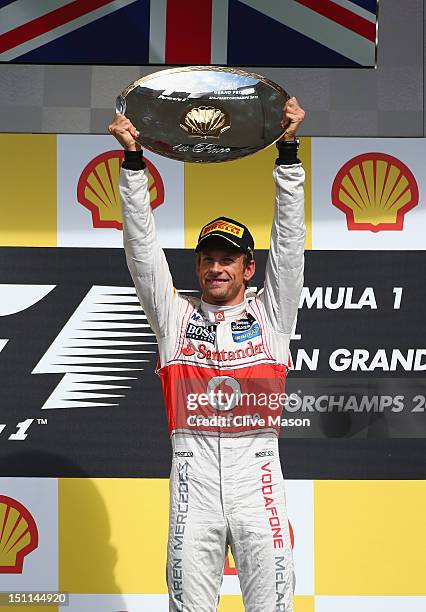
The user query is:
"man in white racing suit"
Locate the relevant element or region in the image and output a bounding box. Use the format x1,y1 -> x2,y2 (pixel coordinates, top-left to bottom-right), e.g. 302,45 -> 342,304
109,97 -> 305,612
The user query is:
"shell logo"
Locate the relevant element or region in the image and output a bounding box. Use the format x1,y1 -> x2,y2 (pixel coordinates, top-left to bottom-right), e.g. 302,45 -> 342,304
77,150 -> 165,230
0,495 -> 38,574
331,152 -> 419,232
223,520 -> 294,575
180,106 -> 231,138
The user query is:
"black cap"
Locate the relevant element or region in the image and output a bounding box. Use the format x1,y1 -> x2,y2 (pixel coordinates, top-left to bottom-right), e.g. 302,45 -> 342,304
195,216 -> 254,255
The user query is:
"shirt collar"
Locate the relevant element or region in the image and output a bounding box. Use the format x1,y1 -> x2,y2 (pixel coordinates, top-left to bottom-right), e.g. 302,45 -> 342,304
200,298 -> 247,323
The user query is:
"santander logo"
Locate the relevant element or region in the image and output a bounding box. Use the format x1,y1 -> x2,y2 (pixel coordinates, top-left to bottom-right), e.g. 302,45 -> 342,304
181,340 -> 264,362
182,341 -> 196,356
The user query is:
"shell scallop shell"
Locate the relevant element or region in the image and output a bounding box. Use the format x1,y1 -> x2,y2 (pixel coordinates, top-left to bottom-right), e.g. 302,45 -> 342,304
0,495 -> 38,573
331,153 -> 419,232
77,151 -> 165,230
180,106 -> 230,138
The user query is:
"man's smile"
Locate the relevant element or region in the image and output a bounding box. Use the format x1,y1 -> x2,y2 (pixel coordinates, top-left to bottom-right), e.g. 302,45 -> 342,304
206,278 -> 229,287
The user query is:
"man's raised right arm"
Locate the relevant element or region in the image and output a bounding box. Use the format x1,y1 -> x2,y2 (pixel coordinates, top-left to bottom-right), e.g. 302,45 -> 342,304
109,113 -> 179,338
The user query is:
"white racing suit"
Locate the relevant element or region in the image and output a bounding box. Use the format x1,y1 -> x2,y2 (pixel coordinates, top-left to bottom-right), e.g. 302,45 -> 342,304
120,161 -> 305,612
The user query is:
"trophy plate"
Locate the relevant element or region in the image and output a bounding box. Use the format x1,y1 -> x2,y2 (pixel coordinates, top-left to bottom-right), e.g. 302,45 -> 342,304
116,66 -> 289,163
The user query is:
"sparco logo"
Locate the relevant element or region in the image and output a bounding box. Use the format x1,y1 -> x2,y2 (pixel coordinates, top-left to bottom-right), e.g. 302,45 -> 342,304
174,451 -> 193,457
255,450 -> 274,457
185,323 -> 216,345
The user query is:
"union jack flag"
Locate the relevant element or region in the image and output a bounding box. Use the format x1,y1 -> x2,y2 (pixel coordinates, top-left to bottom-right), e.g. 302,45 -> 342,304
0,0 -> 378,66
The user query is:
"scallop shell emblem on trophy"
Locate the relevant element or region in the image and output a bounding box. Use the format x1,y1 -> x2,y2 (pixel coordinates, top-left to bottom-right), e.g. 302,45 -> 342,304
116,66 -> 289,162
331,152 -> 419,232
180,106 -> 230,138
0,495 -> 39,573
77,150 -> 165,230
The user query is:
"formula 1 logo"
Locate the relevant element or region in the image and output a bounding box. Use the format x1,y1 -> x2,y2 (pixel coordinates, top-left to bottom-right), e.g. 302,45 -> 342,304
0,283 -> 192,415
32,286 -> 158,409
0,284 -> 55,320
0,280 -> 201,453
0,284 -> 158,412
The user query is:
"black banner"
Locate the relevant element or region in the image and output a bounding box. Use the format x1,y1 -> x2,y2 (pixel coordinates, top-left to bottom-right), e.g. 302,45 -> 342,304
0,247 -> 425,478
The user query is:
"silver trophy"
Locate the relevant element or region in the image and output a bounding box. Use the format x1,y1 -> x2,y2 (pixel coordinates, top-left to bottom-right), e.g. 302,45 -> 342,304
116,66 -> 289,163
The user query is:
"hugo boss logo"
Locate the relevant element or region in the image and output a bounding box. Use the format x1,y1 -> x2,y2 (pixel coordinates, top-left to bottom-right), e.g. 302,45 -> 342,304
185,322 -> 217,345
255,450 -> 274,457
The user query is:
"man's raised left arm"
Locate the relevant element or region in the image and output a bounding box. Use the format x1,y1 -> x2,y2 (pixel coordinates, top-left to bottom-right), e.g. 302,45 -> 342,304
260,97 -> 306,334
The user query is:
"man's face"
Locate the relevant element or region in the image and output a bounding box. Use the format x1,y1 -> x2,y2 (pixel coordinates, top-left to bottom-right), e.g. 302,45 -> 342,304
196,241 -> 255,305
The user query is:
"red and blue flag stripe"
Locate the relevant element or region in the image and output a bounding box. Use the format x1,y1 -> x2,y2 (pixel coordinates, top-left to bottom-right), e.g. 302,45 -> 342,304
0,0 -> 378,66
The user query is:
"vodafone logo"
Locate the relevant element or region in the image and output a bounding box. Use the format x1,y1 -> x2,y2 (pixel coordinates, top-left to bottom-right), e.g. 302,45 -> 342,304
332,152 -> 419,232
206,376 -> 241,410
214,310 -> 225,323
77,150 -> 165,230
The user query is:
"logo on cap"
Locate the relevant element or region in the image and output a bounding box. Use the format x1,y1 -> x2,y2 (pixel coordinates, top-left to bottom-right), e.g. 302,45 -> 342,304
201,219 -> 244,239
